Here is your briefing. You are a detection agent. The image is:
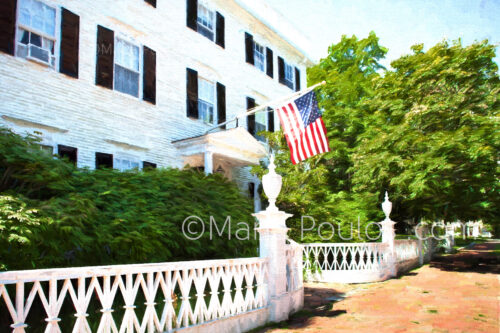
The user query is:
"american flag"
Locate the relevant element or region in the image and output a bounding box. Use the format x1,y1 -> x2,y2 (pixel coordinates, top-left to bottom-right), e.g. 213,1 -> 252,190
275,90 -> 330,164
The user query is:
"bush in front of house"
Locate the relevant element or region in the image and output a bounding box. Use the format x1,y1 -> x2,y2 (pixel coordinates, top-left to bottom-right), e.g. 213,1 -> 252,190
0,127 -> 257,271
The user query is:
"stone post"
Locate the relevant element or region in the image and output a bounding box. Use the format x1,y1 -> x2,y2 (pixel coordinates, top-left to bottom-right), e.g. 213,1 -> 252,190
254,156 -> 293,322
445,223 -> 455,252
416,224 -> 425,265
380,192 -> 397,277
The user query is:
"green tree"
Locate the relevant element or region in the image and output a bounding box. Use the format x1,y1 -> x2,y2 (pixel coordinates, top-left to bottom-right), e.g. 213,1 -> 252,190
353,40 -> 499,225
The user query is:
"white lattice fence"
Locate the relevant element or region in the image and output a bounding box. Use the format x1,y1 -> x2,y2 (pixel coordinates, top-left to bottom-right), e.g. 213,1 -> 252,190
0,258 -> 268,332
394,240 -> 419,263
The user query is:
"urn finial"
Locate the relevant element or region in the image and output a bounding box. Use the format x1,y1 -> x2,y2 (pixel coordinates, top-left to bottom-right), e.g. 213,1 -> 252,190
382,191 -> 392,219
262,154 -> 282,211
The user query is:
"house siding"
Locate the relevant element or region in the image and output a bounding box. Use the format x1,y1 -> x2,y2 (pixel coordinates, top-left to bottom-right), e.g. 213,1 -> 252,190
0,0 -> 309,179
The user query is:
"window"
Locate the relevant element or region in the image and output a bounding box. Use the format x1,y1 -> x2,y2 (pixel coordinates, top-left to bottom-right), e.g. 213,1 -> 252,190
143,161 -> 157,169
114,38 -> 140,97
284,63 -> 294,88
114,157 -> 140,171
16,0 -> 57,67
96,152 -> 113,169
255,110 -> 266,142
198,77 -> 215,124
39,144 -> 53,155
197,2 -> 214,41
254,42 -> 265,72
57,145 -> 77,165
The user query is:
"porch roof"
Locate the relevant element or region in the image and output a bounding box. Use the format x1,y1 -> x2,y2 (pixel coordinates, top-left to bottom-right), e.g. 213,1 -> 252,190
172,127 -> 267,166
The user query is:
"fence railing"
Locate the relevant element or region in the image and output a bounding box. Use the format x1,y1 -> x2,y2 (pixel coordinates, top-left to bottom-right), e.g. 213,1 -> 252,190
394,239 -> 419,263
0,258 -> 268,332
302,242 -> 392,283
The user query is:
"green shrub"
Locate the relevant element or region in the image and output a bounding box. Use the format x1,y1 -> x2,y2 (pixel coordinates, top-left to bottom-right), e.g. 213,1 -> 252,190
0,127 -> 257,270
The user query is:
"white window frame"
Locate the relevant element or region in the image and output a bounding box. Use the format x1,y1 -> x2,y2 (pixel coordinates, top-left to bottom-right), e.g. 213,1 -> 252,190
15,0 -> 60,69
196,1 -> 215,41
253,41 -> 265,72
198,76 -> 216,125
113,35 -> 143,99
284,62 -> 295,89
114,155 -> 141,171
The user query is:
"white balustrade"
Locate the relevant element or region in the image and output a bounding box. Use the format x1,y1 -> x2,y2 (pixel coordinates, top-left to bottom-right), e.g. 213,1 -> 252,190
0,258 -> 268,332
394,239 -> 420,263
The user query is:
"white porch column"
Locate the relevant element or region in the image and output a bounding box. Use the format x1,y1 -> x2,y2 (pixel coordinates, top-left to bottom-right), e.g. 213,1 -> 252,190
253,156 -> 294,322
472,222 -> 480,238
204,151 -> 213,175
380,192 -> 397,277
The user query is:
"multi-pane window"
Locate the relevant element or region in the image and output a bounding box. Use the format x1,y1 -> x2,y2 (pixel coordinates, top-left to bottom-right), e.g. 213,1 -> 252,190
255,110 -> 267,142
16,0 -> 57,67
254,42 -> 265,72
114,38 -> 140,97
114,157 -> 140,171
285,63 -> 294,88
197,3 -> 214,41
198,78 -> 215,124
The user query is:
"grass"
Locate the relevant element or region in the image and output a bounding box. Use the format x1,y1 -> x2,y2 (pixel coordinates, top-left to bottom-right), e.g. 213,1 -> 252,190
427,309 -> 438,314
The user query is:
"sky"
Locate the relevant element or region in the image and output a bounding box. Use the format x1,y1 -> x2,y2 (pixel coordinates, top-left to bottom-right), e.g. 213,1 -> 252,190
260,0 -> 500,68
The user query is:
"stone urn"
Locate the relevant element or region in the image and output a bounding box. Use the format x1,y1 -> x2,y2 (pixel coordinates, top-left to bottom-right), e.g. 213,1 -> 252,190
262,155 -> 282,211
381,191 -> 392,219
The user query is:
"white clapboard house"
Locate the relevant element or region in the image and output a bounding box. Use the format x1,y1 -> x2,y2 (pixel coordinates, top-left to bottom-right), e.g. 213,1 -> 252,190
0,0 -> 313,209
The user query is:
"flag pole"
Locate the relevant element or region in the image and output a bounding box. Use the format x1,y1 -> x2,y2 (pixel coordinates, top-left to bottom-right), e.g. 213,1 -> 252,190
205,80 -> 326,134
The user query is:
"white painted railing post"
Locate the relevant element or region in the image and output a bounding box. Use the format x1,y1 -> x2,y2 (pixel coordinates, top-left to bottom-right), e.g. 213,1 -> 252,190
380,192 -> 397,277
254,155 -> 294,322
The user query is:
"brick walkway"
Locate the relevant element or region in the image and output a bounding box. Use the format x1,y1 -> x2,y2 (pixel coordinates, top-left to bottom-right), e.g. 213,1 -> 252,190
261,240 -> 499,333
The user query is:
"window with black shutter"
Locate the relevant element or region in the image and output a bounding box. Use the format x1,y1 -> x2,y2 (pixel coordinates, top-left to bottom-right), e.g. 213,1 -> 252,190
0,0 -> 17,56
96,152 -> 113,169
266,47 -> 273,78
186,68 -> 199,118
295,67 -> 301,92
58,145 -> 77,165
59,8 -> 80,78
143,161 -> 157,169
217,82 -> 226,129
247,97 -> 256,136
143,46 -> 156,104
96,25 -> 114,89
215,12 -> 224,48
245,32 -> 254,65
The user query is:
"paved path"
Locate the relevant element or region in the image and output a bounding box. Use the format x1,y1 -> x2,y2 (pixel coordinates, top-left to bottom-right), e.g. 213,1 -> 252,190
261,240 -> 499,333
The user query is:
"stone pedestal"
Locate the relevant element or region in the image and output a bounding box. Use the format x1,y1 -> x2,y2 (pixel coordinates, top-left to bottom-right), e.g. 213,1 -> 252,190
380,192 -> 396,277
253,155 -> 295,322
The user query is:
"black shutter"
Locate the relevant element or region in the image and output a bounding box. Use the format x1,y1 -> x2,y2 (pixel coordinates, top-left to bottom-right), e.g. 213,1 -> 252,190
215,12 -> 225,48
266,47 -> 273,78
96,25 -> 114,89
245,32 -> 254,65
143,161 -> 157,169
267,107 -> 275,132
96,152 -> 113,169
58,145 -> 77,165
186,0 -> 198,31
247,97 -> 255,136
248,182 -> 255,199
0,0 -> 17,55
186,68 -> 198,118
217,82 -> 226,129
295,67 -> 301,92
143,46 -> 156,104
145,0 -> 156,8
59,8 -> 80,78
278,56 -> 285,84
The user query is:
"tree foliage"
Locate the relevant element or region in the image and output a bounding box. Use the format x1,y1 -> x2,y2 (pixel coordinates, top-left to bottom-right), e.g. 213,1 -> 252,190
0,128 -> 256,270
254,34 -> 499,240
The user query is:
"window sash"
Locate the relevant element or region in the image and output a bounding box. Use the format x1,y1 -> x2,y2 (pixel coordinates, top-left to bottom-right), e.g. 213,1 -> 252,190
285,63 -> 294,83
254,42 -> 265,72
115,38 -> 140,72
198,77 -> 215,124
197,3 -> 214,40
18,0 -> 56,38
115,158 -> 141,171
